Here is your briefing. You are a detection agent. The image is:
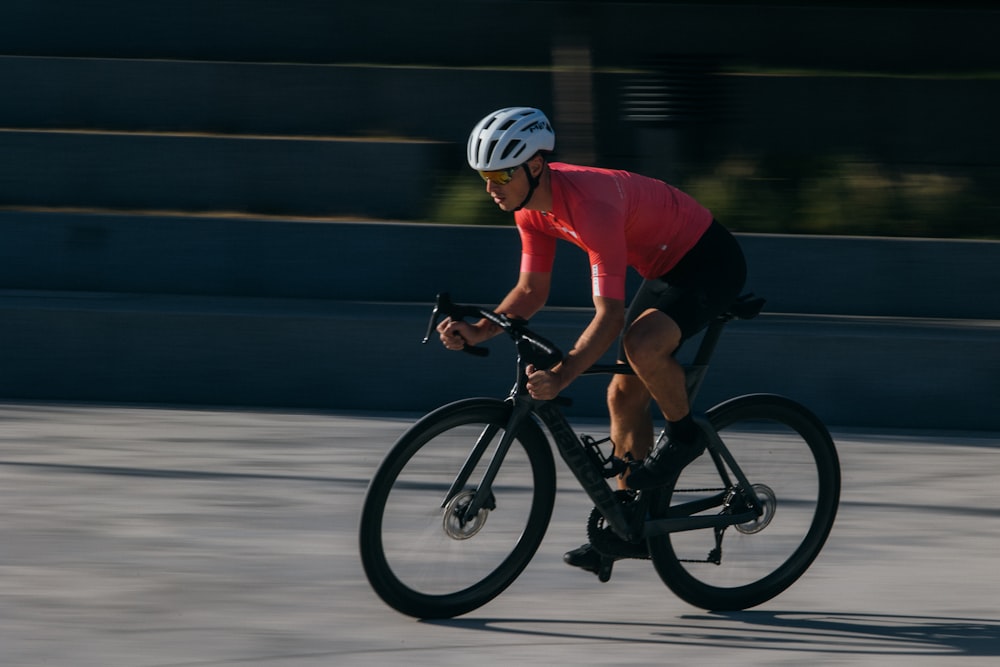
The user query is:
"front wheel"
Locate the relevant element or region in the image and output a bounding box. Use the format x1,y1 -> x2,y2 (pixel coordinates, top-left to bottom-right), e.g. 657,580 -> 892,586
648,394 -> 840,610
359,399 -> 556,619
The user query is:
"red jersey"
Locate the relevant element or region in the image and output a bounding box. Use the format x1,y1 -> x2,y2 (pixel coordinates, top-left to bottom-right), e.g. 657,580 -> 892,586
514,163 -> 713,300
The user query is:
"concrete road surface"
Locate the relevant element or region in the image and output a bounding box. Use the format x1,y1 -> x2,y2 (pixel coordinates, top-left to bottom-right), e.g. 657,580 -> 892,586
0,402 -> 998,666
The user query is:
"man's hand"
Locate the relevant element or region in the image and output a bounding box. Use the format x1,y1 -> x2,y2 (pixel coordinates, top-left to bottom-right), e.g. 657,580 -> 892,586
525,364 -> 566,401
437,317 -> 484,351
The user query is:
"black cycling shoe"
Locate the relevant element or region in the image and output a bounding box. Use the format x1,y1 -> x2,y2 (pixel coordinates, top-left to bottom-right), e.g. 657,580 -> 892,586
564,539 -> 649,578
626,431 -> 707,491
563,543 -> 603,574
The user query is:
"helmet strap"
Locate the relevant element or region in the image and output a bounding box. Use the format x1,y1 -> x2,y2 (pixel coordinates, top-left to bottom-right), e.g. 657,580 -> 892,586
512,163 -> 541,212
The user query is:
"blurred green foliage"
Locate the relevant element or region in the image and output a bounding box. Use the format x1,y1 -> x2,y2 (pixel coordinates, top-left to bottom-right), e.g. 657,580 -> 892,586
682,155 -> 995,239
426,157 -> 997,239
426,171 -> 511,227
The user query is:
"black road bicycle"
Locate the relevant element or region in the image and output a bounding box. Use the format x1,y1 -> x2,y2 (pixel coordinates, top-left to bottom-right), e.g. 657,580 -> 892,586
359,293 -> 840,619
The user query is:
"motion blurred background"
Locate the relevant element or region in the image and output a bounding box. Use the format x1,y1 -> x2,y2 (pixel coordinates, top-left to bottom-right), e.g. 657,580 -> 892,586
0,1 -> 996,428
1,0 -> 996,238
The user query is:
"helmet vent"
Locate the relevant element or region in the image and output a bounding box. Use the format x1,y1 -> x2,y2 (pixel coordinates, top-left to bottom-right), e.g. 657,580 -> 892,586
485,139 -> 499,163
500,141 -> 523,161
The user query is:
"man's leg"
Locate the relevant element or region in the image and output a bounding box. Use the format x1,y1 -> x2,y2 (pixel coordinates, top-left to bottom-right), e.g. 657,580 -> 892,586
622,309 -> 690,423
607,372 -> 653,489
621,309 -> 706,490
563,367 -> 656,573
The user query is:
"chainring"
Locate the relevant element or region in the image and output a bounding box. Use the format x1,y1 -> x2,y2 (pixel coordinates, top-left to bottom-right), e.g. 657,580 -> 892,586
586,491 -> 650,560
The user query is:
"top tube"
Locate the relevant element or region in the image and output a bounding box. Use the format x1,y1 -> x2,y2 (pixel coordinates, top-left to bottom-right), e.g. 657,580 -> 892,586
423,292 -> 765,376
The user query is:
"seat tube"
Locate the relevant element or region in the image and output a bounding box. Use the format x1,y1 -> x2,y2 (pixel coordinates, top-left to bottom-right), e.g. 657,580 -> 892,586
685,318 -> 727,403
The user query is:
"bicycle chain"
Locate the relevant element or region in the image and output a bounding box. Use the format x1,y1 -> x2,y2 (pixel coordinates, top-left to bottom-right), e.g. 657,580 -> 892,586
586,486 -> 746,563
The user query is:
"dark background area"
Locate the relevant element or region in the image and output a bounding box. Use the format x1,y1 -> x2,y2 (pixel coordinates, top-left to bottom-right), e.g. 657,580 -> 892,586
1,0 -> 997,238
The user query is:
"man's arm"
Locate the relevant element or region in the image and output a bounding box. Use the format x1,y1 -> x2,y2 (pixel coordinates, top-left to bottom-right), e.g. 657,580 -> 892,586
437,272 -> 551,349
526,294 -> 625,400
482,271 -> 551,334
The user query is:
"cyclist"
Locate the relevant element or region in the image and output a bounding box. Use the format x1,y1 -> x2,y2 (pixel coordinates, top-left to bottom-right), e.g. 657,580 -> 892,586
437,106 -> 747,574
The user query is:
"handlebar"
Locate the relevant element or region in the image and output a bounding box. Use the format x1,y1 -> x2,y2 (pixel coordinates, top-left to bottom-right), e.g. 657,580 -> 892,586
422,293 -> 564,370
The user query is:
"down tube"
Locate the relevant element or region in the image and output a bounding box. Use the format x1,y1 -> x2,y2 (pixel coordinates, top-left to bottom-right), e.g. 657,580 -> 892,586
533,402 -> 633,541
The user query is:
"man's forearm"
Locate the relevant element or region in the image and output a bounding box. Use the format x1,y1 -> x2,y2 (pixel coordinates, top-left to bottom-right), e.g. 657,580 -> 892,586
478,278 -> 549,337
554,306 -> 624,384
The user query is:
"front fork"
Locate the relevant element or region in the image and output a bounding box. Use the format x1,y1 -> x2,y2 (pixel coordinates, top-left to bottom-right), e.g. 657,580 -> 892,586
442,398 -> 535,521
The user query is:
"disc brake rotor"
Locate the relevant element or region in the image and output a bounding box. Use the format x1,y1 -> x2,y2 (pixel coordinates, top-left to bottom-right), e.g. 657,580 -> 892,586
442,490 -> 489,540
735,484 -> 776,535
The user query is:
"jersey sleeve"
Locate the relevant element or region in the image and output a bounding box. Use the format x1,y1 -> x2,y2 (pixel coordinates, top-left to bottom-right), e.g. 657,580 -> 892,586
516,213 -> 557,274
574,202 -> 628,300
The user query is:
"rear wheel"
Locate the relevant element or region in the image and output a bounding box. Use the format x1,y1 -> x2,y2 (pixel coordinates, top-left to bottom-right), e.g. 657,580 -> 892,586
359,399 -> 555,619
649,394 -> 840,610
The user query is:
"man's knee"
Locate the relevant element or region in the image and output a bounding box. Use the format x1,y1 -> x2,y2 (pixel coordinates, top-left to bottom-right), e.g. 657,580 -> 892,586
607,375 -> 649,414
623,310 -> 682,367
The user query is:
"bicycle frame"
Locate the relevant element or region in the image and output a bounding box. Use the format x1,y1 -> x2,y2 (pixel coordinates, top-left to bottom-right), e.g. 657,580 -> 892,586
426,294 -> 765,543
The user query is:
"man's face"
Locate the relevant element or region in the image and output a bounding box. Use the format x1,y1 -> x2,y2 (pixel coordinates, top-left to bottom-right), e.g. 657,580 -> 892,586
479,153 -> 546,212
480,164 -> 526,212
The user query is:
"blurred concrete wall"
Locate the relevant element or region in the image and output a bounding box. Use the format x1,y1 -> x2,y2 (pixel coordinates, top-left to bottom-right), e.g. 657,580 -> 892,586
0,1 -> 997,430
0,211 -> 996,431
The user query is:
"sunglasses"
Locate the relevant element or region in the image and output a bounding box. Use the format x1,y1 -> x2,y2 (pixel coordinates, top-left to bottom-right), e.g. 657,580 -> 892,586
478,165 -> 519,185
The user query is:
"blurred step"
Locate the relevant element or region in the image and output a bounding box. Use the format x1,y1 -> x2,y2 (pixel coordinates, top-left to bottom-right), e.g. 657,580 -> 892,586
1,211 -> 996,320
738,234 -> 1000,320
0,129 -> 446,219
0,211 -> 525,302
0,1 -> 555,65
0,55 -> 553,141
0,291 -> 996,431
2,1 -> 998,72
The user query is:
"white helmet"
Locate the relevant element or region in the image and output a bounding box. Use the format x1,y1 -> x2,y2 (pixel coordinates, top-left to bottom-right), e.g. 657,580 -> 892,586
467,107 -> 555,170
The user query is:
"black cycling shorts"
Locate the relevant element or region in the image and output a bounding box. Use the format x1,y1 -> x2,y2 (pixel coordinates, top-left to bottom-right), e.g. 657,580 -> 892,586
618,220 -> 747,362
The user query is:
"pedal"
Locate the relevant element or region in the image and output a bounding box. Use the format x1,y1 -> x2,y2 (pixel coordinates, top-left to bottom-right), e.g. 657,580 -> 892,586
580,434 -> 630,479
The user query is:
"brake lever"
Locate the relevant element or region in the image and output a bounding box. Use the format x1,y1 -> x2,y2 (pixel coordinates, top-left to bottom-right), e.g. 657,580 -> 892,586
421,302 -> 441,344
421,293 -> 490,357
421,292 -> 460,344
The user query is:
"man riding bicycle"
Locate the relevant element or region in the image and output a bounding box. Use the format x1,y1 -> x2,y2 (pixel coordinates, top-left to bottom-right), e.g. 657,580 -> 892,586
437,106 -> 747,574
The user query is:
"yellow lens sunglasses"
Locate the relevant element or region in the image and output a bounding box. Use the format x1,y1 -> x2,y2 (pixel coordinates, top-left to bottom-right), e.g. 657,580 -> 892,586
478,166 -> 519,185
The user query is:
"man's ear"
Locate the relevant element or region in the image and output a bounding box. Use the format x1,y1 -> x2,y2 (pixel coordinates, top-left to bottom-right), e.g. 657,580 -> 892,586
528,154 -> 545,178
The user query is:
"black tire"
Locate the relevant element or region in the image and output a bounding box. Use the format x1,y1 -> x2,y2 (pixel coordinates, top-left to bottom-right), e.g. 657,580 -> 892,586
649,394 -> 840,611
359,398 -> 556,619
